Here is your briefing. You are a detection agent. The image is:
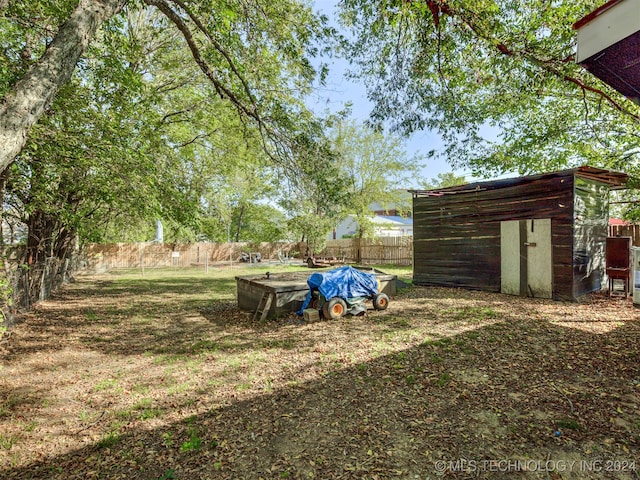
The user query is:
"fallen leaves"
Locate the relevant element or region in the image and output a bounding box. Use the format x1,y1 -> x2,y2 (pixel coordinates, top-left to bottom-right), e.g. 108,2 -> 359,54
0,274 -> 639,478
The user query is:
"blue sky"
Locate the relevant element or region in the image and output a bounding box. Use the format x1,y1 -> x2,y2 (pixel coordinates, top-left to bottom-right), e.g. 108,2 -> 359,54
308,0 -> 472,188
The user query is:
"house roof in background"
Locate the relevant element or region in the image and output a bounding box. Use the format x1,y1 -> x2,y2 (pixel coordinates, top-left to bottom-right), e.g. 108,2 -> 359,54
610,218 -> 632,226
374,215 -> 413,225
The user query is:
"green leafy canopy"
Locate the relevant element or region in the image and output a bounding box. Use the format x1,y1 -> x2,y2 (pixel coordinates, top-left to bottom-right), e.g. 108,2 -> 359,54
340,0 -> 640,184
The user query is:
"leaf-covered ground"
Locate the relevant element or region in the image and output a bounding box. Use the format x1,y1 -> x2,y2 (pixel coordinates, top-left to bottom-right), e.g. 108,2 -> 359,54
0,266 -> 638,479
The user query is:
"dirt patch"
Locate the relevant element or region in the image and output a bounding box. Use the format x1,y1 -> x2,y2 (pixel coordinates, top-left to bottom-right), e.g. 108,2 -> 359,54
0,271 -> 638,479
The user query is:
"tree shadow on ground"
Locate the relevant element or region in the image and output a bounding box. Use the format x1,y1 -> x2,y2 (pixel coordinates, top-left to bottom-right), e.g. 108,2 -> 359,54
2,311 -> 639,479
4,274 -> 305,359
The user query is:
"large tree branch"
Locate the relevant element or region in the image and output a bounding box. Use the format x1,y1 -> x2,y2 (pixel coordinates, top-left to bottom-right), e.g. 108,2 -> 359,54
170,0 -> 260,115
144,0 -> 291,170
424,0 -> 640,122
177,131 -> 216,148
0,0 -> 128,173
143,0 -> 261,123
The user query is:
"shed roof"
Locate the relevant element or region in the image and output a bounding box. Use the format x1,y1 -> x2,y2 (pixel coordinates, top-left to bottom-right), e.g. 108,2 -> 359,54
409,166 -> 628,198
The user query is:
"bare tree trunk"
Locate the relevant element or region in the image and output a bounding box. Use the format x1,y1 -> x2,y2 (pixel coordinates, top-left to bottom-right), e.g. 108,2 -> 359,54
234,204 -> 245,242
0,168 -> 8,252
0,0 -> 127,173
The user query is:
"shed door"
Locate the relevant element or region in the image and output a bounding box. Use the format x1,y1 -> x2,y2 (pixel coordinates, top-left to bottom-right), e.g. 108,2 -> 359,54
501,219 -> 552,298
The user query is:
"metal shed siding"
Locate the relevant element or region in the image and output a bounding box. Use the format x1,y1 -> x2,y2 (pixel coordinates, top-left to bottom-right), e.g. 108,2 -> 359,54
413,173 -> 576,300
572,177 -> 610,297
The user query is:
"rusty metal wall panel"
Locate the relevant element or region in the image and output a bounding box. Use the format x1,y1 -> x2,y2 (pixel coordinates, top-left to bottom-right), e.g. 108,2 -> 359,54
573,177 -> 609,297
413,174 -> 575,299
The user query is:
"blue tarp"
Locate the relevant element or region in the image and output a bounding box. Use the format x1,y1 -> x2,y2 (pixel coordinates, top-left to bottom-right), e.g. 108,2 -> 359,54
297,266 -> 379,315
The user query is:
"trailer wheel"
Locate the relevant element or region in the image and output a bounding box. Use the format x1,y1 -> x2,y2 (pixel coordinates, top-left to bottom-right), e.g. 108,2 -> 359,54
372,293 -> 389,310
322,297 -> 347,319
307,257 -> 315,268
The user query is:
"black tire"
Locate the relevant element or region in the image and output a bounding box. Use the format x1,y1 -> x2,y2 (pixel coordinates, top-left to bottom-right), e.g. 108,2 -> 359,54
372,293 -> 389,310
322,297 -> 347,319
307,257 -> 315,268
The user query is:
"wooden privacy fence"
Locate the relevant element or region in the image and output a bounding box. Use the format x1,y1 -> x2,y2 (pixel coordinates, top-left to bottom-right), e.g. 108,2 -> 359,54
83,242 -> 304,273
609,224 -> 640,246
321,237 -> 413,266
83,237 -> 414,272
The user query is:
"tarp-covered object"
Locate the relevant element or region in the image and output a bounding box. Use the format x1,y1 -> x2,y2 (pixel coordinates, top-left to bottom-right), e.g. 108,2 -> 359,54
297,266 -> 378,315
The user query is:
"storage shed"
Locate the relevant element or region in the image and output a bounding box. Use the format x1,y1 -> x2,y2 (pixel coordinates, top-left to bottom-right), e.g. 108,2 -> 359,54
410,167 -> 628,301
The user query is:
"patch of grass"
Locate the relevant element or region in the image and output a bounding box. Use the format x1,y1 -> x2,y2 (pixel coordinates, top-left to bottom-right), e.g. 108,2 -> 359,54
139,408 -> 163,420
260,338 -> 297,350
235,381 -> 253,392
135,398 -> 153,409
93,378 -> 119,392
131,315 -> 153,325
263,378 -> 274,392
153,354 -> 188,365
222,356 -> 243,371
0,433 -> 18,449
117,408 -> 134,420
166,382 -> 190,395
556,418 -> 581,430
161,431 -> 174,448
191,339 -> 219,354
180,432 -> 203,452
424,337 -> 451,348
206,378 -> 224,389
132,383 -> 151,395
0,395 -> 22,416
184,358 -> 203,372
436,372 -> 451,387
131,398 -> 163,420
96,431 -> 122,449
156,469 -> 176,480
22,421 -> 38,432
387,316 -> 411,327
445,306 -> 500,322
371,264 -> 413,284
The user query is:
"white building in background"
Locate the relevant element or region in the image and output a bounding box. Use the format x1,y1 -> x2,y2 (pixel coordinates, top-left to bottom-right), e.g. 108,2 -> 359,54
329,194 -> 413,240
329,214 -> 413,239
371,215 -> 413,237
